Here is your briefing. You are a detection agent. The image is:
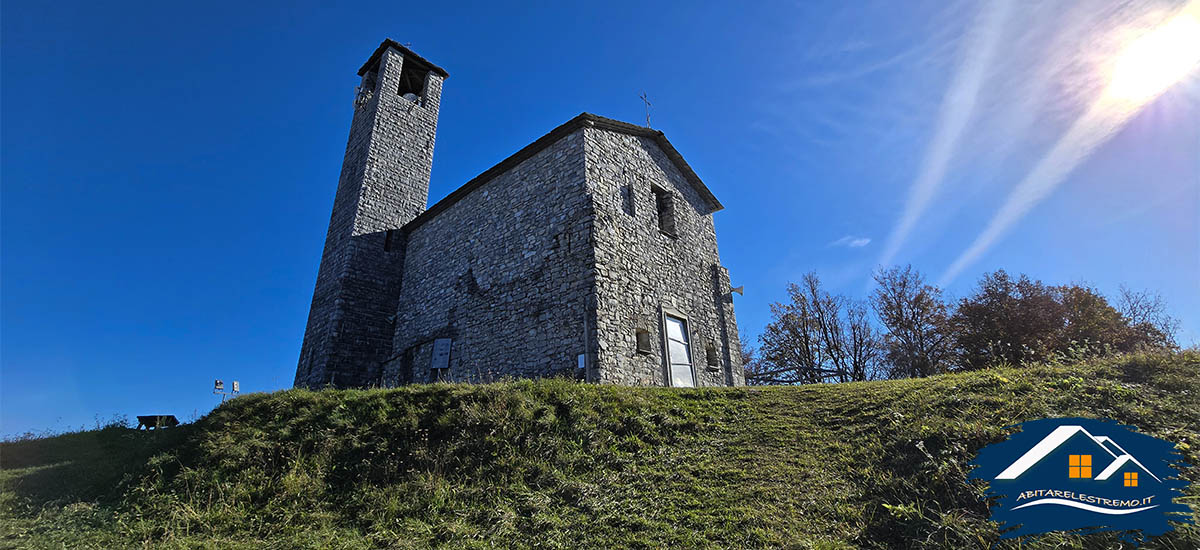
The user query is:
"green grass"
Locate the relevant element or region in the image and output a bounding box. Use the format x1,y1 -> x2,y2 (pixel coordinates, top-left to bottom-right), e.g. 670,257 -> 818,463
2,352 -> 1198,549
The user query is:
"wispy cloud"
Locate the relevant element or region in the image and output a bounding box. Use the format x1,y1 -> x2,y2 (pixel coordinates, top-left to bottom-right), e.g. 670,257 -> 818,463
789,47 -> 922,89
877,0 -> 1011,269
830,235 -> 872,248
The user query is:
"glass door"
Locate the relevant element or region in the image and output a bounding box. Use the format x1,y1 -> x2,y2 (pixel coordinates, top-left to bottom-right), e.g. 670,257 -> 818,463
665,315 -> 695,388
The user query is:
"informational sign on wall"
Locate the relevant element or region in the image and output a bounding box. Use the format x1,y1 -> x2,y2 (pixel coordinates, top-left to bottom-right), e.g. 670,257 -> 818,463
432,338 -> 452,370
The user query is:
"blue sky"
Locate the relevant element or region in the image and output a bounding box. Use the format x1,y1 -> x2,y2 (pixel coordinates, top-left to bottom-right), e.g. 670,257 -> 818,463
3,1 -> 1197,437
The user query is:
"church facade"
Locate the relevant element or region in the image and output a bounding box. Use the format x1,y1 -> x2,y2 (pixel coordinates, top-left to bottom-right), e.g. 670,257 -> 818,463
295,40 -> 743,389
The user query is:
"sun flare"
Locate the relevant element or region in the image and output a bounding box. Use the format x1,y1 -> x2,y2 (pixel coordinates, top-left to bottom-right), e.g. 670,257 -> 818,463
1107,9 -> 1200,102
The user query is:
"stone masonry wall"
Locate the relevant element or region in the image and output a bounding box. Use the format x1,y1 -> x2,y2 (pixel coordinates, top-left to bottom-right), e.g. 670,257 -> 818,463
295,46 -> 443,389
583,127 -> 743,387
384,129 -> 596,384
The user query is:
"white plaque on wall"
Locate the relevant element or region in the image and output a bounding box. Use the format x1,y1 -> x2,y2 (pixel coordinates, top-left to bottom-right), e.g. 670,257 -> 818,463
432,338 -> 452,370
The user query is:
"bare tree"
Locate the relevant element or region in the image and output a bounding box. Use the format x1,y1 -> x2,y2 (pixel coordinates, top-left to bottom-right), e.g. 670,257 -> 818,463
739,329 -> 756,369
739,329 -> 764,382
844,301 -> 885,382
753,278 -> 825,384
871,265 -> 956,378
751,273 -> 883,384
1117,285 -> 1180,349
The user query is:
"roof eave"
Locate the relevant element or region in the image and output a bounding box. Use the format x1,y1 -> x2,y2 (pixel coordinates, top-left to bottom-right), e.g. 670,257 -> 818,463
403,112 -> 723,233
582,114 -> 723,212
357,39 -> 449,78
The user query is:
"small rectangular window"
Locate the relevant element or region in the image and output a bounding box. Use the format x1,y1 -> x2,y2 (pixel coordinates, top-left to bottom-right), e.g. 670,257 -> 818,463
651,186 -> 677,237
384,229 -> 396,252
706,343 -> 720,368
1124,472 -> 1138,487
635,328 -> 653,354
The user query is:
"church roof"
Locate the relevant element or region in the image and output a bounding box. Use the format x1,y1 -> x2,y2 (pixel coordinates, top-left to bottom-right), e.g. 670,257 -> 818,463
405,112 -> 724,232
359,39 -> 450,78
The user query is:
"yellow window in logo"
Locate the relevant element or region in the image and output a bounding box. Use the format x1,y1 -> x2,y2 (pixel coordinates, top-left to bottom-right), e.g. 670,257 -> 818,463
1068,454 -> 1092,478
1124,472 -> 1138,487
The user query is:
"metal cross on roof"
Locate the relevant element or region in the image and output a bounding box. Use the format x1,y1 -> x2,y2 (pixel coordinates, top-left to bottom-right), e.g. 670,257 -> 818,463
639,92 -> 652,128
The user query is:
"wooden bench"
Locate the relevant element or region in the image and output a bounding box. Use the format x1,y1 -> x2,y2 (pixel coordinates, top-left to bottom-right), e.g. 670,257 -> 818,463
136,415 -> 179,430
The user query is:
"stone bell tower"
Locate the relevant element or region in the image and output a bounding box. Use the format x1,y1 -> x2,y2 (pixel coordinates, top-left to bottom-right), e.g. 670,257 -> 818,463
295,40 -> 448,388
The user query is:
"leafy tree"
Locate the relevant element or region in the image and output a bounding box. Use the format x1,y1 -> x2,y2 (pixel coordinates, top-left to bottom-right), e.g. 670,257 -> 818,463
870,266 -> 956,378
1057,283 -> 1132,355
952,271 -> 1177,369
952,270 -> 1065,369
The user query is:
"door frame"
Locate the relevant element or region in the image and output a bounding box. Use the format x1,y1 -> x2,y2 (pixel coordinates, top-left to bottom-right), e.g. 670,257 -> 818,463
660,305 -> 697,388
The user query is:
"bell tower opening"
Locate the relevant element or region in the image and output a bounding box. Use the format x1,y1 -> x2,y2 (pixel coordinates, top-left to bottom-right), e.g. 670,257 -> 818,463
398,61 -> 430,102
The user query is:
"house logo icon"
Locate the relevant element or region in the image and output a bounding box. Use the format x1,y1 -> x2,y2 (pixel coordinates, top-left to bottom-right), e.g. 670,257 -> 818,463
969,417 -> 1192,543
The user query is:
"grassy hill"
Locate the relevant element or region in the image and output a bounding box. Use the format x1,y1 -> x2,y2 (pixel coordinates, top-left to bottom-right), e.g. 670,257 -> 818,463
2,352 -> 1198,549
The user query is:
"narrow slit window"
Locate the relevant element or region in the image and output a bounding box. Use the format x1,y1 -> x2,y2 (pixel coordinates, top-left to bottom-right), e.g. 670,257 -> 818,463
384,229 -> 396,252
651,186 -> 676,236
621,185 -> 636,216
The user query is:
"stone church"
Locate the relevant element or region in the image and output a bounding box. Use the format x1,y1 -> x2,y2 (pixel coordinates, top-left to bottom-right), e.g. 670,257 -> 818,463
295,39 -> 743,389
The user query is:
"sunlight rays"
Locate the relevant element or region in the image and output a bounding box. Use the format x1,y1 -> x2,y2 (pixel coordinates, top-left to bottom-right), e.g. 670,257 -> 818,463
1107,11 -> 1200,103
938,1 -> 1200,286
